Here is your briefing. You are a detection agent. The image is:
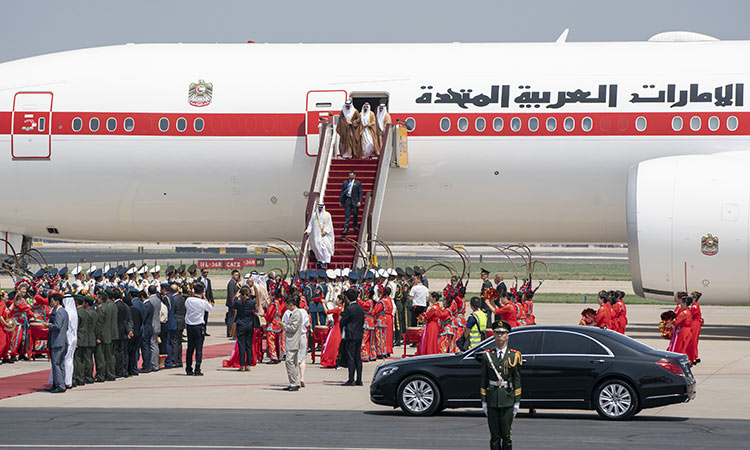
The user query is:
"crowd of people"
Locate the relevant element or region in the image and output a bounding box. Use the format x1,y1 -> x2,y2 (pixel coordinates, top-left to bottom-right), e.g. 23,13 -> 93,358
0,263 -> 216,391
578,290 -> 629,333
659,291 -> 704,367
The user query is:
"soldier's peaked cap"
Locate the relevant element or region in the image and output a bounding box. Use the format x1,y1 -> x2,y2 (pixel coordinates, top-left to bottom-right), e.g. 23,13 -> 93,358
405,267 -> 414,276
395,267 -> 405,276
490,319 -> 512,333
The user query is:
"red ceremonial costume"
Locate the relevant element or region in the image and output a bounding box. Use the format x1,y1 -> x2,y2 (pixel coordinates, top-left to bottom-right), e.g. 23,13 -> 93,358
382,296 -> 395,355
493,303 -> 519,328
8,302 -> 34,358
612,299 -> 627,334
595,302 -> 614,329
418,303 -> 444,355
686,302 -> 703,362
358,298 -> 377,361
264,298 -> 286,362
0,302 -> 10,359
321,306 -> 343,368
450,297 -> 466,350
523,299 -> 536,325
668,307 -> 693,355
373,298 -> 387,358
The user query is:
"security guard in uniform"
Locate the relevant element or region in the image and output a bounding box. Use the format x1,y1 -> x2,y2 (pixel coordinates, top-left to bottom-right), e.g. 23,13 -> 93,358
480,320 -> 522,450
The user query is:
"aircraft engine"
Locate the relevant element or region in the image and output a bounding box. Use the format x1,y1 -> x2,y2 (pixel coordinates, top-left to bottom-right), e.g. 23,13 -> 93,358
627,152 -> 750,304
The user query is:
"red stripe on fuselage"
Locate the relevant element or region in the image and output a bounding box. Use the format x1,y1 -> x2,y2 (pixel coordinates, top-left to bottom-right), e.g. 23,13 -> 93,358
0,111 -> 747,137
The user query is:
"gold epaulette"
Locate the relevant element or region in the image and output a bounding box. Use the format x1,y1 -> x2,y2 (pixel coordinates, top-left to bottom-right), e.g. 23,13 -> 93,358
480,388 -> 487,395
514,388 -> 522,396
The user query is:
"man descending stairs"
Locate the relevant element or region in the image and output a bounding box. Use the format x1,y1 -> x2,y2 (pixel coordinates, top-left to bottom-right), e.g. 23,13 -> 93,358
308,158 -> 378,269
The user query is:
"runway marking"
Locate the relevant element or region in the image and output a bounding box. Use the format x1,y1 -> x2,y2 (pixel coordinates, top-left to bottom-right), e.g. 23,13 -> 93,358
0,445 -> 428,450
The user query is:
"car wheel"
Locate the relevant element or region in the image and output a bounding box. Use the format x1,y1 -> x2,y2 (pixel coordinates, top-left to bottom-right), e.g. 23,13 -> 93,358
594,379 -> 638,420
397,375 -> 441,416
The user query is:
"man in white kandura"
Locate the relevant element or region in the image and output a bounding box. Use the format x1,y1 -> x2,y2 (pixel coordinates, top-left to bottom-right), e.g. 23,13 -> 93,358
360,102 -> 377,158
305,202 -> 335,267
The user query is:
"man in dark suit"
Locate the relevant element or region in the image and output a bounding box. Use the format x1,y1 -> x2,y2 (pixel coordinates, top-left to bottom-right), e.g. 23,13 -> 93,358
127,292 -> 143,376
103,291 -> 118,381
225,269 -> 242,338
45,293 -> 69,393
170,284 -> 187,367
140,291 -> 154,373
114,291 -> 133,378
339,288 -> 365,386
199,269 -> 214,336
339,170 -> 363,235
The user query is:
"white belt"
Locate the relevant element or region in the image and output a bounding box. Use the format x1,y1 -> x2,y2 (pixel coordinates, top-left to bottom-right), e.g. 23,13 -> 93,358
489,380 -> 508,388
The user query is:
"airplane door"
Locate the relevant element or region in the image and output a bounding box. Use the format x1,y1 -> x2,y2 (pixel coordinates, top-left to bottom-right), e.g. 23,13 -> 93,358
305,90 -> 347,156
12,92 -> 53,159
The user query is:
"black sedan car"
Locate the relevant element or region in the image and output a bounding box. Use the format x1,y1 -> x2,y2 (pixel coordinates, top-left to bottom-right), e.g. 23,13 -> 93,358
370,325 -> 696,420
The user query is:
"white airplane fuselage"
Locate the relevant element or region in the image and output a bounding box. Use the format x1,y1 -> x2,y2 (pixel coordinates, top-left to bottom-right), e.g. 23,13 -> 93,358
0,42 -> 748,247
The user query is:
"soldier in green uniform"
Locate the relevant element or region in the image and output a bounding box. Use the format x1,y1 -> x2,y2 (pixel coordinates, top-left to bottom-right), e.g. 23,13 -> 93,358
74,295 -> 89,386
480,320 -> 522,450
84,297 -> 97,384
480,268 -> 494,323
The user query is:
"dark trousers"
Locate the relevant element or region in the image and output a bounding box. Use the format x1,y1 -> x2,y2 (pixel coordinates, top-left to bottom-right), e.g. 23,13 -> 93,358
412,306 -> 425,326
406,299 -> 416,327
165,330 -> 174,365
50,346 -> 67,390
203,311 -> 210,335
395,300 -> 406,343
171,325 -> 184,365
487,406 -> 514,450
74,346 -> 85,383
309,302 -> 325,328
94,343 -> 106,380
83,347 -> 94,382
343,197 -> 359,231
128,335 -> 141,374
186,324 -> 205,371
140,333 -> 152,371
237,325 -> 254,366
104,342 -> 115,379
114,338 -> 127,377
343,339 -> 362,383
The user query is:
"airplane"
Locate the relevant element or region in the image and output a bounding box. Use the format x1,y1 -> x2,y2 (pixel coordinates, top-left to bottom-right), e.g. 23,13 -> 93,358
0,31 -> 748,303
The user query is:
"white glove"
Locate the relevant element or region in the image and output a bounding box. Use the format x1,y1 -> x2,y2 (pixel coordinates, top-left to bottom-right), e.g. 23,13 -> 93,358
482,402 -> 488,416
513,402 -> 520,418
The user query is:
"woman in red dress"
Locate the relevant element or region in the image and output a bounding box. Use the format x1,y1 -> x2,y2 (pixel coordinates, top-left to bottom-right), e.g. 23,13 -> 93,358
614,290 -> 628,334
0,291 -> 11,362
686,291 -> 703,365
595,291 -> 614,329
320,295 -> 344,368
668,295 -> 693,355
418,292 -> 445,356
485,292 -> 518,328
380,287 -> 395,356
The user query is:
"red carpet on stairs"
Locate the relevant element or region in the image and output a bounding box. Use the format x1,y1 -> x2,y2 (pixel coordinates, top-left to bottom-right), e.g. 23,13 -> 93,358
0,342 -> 236,400
309,158 -> 379,269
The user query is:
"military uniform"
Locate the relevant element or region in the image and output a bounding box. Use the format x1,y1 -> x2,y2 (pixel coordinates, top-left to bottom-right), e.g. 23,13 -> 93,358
74,302 -> 89,385
94,301 -> 107,382
480,320 -> 522,450
84,300 -> 97,383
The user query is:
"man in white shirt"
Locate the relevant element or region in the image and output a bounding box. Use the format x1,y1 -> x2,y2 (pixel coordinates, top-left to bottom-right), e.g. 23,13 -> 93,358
184,283 -> 213,376
408,275 -> 429,319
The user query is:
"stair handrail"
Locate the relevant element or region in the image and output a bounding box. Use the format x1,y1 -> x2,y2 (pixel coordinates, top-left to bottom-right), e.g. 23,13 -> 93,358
353,192 -> 373,269
367,123 -> 397,252
298,119 -> 336,270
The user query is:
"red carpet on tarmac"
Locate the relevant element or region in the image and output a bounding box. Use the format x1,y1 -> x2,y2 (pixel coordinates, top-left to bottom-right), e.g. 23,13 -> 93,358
0,342 -> 235,400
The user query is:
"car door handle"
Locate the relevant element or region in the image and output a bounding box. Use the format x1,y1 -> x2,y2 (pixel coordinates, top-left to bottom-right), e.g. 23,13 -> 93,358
590,359 -> 606,364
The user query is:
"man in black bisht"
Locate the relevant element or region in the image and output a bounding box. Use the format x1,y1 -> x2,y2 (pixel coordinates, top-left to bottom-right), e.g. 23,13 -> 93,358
339,288 -> 365,386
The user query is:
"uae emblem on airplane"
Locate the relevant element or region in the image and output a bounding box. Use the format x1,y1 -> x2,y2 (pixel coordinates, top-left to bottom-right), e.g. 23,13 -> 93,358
188,79 -> 213,107
701,233 -> 719,256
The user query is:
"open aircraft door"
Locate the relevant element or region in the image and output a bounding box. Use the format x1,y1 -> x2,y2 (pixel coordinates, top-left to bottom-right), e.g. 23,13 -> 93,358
11,92 -> 53,159
305,90 -> 347,156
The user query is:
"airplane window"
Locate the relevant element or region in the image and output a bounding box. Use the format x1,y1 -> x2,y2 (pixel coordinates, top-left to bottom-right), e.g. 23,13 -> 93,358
405,117 -> 416,132
457,117 -> 468,132
159,117 -> 169,132
727,116 -> 738,131
194,117 -> 205,132
475,117 -> 486,132
106,118 -> 117,132
635,116 -> 647,132
440,117 -> 451,132
38,117 -> 45,132
72,118 -> 82,132
690,116 -> 701,131
176,117 -> 187,132
124,117 -> 134,132
581,117 -> 593,132
510,117 -> 521,132
528,117 -> 538,132
672,116 -> 683,131
708,116 -> 720,131
563,117 -> 574,131
89,117 -> 99,132
492,117 -> 503,132
546,117 -> 556,132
